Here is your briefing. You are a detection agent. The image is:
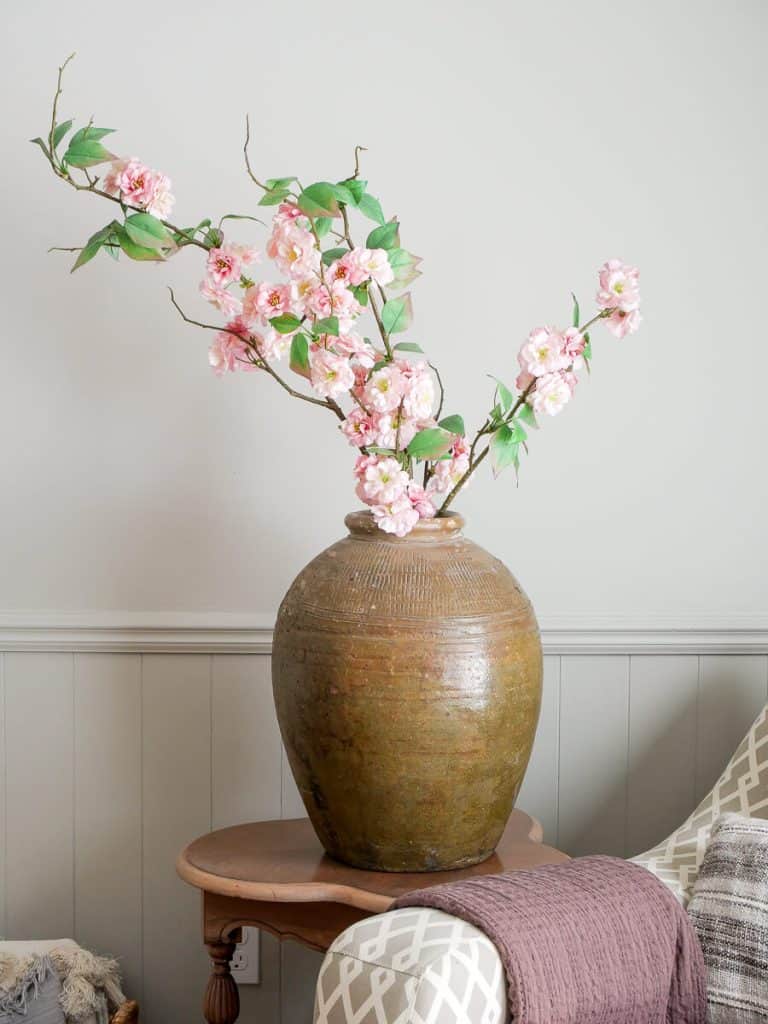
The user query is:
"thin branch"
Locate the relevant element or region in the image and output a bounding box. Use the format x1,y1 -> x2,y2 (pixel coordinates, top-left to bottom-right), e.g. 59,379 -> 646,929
352,145 -> 367,178
340,205 -> 393,360
167,289 -> 344,420
48,52 -> 76,158
243,116 -> 269,191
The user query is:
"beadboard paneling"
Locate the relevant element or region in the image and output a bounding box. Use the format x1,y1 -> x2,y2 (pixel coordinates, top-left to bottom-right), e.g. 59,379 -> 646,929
0,646 -> 766,1023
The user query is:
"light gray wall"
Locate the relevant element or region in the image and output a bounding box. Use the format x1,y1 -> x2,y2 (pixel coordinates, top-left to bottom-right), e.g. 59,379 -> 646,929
1,0 -> 766,622
0,648 -> 766,1024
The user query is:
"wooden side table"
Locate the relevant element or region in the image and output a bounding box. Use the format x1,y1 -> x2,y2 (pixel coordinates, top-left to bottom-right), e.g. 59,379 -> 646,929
177,812 -> 567,1024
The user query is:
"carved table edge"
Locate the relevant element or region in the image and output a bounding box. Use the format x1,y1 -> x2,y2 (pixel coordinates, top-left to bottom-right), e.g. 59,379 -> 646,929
176,853 -> 395,914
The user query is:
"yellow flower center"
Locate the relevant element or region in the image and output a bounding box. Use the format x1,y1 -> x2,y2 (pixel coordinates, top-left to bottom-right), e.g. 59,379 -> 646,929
614,282 -> 624,294
269,292 -> 281,307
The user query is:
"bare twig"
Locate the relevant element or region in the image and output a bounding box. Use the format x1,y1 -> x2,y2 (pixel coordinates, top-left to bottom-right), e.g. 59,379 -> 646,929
243,115 -> 269,191
352,145 -> 367,178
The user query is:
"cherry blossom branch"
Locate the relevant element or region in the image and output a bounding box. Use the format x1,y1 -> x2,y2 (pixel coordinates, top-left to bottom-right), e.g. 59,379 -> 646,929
339,205 -> 393,360
351,146 -> 367,179
167,289 -> 344,420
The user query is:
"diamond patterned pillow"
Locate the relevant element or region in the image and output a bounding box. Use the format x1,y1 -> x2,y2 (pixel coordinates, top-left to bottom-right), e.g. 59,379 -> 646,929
688,813 -> 768,1023
632,704 -> 768,904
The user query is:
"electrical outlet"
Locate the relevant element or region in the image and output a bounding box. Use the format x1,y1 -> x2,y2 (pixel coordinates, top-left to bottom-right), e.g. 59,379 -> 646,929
230,927 -> 261,985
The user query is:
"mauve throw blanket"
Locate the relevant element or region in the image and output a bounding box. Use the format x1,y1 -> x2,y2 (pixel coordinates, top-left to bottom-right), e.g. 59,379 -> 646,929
394,855 -> 706,1024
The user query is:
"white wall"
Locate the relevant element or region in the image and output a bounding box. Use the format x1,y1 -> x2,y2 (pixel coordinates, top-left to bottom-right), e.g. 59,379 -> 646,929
1,0 -> 766,622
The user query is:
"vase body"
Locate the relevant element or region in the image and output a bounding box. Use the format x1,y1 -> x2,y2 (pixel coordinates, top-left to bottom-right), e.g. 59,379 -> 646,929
272,510 -> 542,872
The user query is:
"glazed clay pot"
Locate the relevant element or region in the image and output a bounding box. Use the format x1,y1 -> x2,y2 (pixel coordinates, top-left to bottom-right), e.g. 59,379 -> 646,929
272,510 -> 542,872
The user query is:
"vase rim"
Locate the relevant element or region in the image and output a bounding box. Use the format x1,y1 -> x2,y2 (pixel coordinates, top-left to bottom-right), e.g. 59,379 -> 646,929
345,509 -> 465,539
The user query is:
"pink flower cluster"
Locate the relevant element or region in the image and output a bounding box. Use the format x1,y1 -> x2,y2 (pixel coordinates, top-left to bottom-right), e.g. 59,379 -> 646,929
353,455 -> 435,536
596,258 -> 641,338
516,326 -> 583,417
103,158 -> 175,219
341,361 -> 435,449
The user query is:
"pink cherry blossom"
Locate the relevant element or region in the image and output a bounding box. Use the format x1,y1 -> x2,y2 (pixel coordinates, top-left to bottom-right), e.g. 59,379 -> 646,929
345,248 -> 394,287
359,456 -> 409,504
341,408 -> 378,448
208,319 -> 256,376
605,307 -> 642,339
530,371 -> 574,416
372,496 -> 420,537
401,363 -> 435,420
334,332 -> 376,368
516,369 -> 535,392
242,282 -> 294,323
105,158 -> 176,218
596,258 -> 640,313
199,279 -> 243,318
328,281 -> 362,331
257,328 -> 291,362
363,364 -> 406,413
354,454 -> 378,480
145,170 -> 174,218
309,346 -> 355,398
206,246 -> 243,288
562,327 -> 586,362
407,481 -> 436,519
518,327 -> 569,377
267,221 -> 318,278
374,409 -> 420,450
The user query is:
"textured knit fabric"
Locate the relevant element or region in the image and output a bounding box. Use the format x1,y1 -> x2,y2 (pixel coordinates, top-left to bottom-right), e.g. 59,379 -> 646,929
394,855 -> 706,1024
0,957 -> 65,1024
688,814 -> 768,1023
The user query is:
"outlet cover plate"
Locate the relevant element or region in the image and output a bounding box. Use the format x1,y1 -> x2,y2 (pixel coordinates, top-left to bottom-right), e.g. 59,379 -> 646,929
231,927 -> 261,985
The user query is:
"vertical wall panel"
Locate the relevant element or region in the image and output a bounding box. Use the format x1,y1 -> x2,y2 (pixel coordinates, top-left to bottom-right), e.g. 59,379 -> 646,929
4,653 -> 74,938
281,746 -> 307,821
281,942 -> 324,1024
212,655 -> 282,828
142,655 -> 211,1024
518,656 -> 560,844
558,656 -> 630,857
74,654 -> 142,998
626,655 -> 699,856
0,654 -> 5,938
696,655 -> 768,802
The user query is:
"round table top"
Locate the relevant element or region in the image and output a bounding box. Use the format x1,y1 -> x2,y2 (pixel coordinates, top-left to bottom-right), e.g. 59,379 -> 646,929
177,811 -> 568,914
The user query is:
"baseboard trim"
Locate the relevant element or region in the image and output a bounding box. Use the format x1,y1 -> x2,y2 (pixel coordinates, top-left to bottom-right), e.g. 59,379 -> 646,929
0,613 -> 765,655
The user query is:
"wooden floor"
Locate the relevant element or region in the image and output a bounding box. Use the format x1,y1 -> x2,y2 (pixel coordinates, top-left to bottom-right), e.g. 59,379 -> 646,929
0,649 -> 766,1023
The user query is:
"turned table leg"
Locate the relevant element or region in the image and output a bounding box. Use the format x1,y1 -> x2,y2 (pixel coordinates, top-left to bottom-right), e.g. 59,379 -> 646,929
203,941 -> 240,1024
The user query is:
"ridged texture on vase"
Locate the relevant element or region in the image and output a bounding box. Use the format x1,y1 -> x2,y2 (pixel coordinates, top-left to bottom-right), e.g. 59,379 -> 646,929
272,511 -> 542,872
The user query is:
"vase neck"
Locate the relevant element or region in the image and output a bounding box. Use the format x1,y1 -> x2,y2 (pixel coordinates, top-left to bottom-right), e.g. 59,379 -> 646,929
345,510 -> 465,542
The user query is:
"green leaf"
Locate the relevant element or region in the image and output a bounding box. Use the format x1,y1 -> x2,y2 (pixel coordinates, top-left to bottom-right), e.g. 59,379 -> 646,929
352,283 -> 369,306
364,446 -> 397,456
407,427 -> 455,461
387,247 -> 422,288
270,313 -> 302,334
381,294 -> 413,335
258,188 -> 291,207
70,223 -> 115,272
393,341 -> 424,353
298,182 -> 341,218
489,375 -> 514,413
29,137 -> 52,160
52,119 -> 73,149
517,403 -> 538,429
508,421 -> 527,443
313,316 -> 339,337
63,137 -> 115,168
204,227 -> 224,249
366,219 -> 400,250
265,176 -> 297,189
289,334 -> 310,378
358,193 -> 386,225
338,178 -> 367,204
218,213 -> 265,228
329,183 -> 355,205
571,292 -> 580,328
321,247 -> 349,266
172,219 -> 211,245
583,333 -> 592,361
124,212 -> 172,250
314,217 -> 333,238
69,126 -> 115,146
438,414 -> 466,436
114,224 -> 164,261
490,424 -> 520,477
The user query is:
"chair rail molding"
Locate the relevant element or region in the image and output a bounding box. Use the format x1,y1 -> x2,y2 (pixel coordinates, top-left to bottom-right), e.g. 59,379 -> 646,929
0,612 -> 766,655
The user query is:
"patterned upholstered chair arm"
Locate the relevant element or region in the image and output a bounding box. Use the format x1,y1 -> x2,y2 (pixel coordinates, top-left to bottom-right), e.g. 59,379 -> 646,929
314,908 -> 506,1024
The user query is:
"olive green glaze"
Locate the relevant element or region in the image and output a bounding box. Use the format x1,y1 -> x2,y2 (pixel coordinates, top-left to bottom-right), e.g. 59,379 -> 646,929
272,511 -> 542,872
